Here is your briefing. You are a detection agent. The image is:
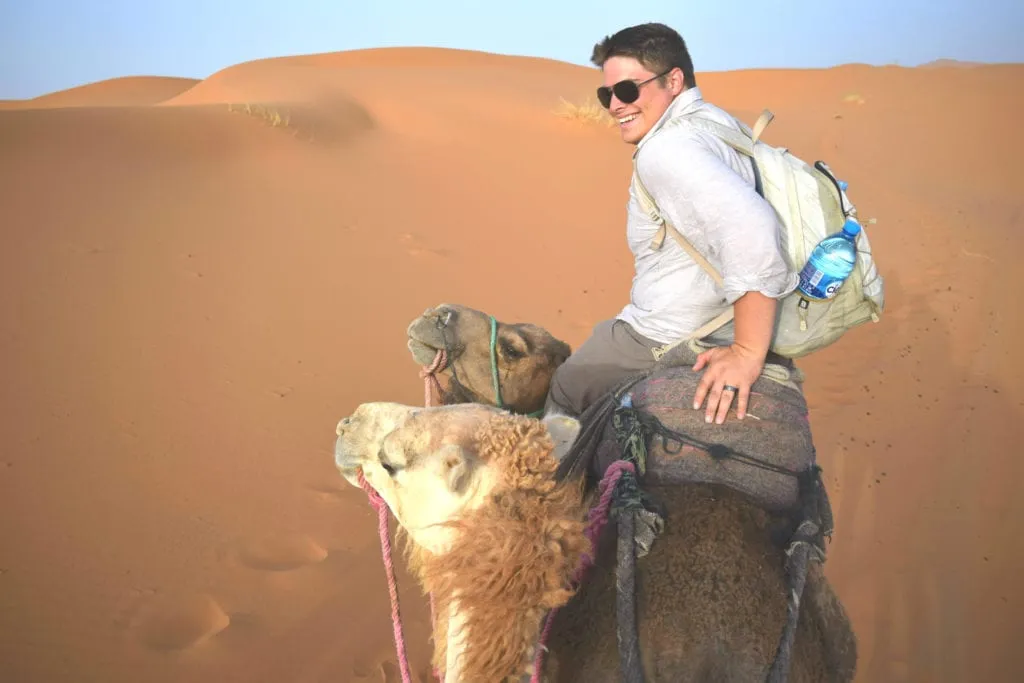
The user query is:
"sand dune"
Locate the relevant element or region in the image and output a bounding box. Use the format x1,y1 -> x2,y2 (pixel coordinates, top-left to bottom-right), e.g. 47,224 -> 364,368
0,46 -> 1022,682
919,58 -> 989,68
0,75 -> 200,110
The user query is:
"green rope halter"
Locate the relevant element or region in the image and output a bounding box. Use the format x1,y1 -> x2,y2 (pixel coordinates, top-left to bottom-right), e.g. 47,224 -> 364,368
488,315 -> 545,418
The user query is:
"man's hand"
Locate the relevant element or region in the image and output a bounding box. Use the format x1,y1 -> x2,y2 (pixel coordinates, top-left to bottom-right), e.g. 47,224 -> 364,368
691,290 -> 777,424
692,344 -> 765,423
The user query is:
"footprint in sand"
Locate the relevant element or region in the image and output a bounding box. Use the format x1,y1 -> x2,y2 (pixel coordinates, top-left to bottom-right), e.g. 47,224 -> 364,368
378,660 -> 401,683
133,592 -> 231,651
306,480 -> 364,506
308,480 -> 347,497
237,533 -> 328,571
399,232 -> 452,259
308,482 -> 348,507
351,657 -> 428,683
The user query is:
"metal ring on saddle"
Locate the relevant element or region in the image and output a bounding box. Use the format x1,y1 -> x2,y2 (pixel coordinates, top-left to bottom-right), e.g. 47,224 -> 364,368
722,384 -> 739,393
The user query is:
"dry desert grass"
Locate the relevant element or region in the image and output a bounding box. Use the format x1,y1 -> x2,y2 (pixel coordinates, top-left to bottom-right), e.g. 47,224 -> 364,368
226,102 -> 327,143
553,95 -> 615,127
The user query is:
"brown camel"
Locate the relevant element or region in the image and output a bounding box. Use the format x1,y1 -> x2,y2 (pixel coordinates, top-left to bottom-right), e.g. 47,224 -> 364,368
398,302 -> 858,682
406,303 -> 572,416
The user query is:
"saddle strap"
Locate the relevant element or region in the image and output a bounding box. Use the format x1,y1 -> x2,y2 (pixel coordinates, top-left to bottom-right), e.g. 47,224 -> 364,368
766,522 -> 818,683
616,510 -> 645,683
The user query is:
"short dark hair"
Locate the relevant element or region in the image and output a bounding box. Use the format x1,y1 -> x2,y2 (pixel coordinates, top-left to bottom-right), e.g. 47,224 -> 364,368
590,22 -> 697,89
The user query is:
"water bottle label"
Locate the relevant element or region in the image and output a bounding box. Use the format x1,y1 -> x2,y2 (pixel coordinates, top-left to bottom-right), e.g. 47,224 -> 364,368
798,262 -> 844,300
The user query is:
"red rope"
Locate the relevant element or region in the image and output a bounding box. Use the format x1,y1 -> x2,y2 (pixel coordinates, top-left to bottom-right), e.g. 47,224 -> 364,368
530,459 -> 636,682
420,348 -> 447,407
420,350 -> 445,682
357,349 -> 447,683
357,468 -> 414,683
362,346 -> 631,682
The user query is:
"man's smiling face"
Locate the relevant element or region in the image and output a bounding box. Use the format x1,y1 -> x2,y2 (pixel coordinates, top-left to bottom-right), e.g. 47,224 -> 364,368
600,56 -> 683,145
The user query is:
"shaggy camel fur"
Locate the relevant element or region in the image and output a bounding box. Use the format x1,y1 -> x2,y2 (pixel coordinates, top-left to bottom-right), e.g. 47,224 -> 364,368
400,302 -> 858,682
335,402 -> 590,682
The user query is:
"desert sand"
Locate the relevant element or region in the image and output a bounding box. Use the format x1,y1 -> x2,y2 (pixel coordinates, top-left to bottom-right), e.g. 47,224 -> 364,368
1,46 -> 1022,682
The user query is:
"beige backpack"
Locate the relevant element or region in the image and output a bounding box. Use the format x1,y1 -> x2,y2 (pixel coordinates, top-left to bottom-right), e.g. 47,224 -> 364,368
632,108 -> 885,360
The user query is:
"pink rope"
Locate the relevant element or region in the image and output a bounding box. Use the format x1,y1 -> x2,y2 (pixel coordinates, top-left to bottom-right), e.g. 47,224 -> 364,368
362,345 -> 632,683
420,348 -> 447,407
357,349 -> 447,683
420,350 -> 446,682
530,459 -> 636,682
357,468 -> 415,683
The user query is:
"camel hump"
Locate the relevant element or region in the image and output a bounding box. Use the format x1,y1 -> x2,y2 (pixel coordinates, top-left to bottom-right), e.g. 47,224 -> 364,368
592,365 -> 816,512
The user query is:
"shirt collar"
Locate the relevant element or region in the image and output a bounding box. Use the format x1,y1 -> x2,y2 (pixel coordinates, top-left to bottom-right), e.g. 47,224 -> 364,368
636,85 -> 704,149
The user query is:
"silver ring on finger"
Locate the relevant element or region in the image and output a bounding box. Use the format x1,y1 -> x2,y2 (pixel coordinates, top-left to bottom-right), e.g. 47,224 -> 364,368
722,384 -> 739,393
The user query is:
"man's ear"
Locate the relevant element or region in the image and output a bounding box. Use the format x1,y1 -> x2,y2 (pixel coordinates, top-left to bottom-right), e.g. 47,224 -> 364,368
671,66 -> 686,93
541,414 -> 582,462
438,444 -> 474,494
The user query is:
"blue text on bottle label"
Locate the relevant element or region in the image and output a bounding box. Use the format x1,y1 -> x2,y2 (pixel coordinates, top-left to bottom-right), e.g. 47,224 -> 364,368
798,263 -> 844,300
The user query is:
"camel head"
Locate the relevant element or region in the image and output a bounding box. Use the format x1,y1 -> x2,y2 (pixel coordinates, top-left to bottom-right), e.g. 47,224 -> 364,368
335,401 -> 501,552
334,401 -> 583,552
334,401 -> 588,681
406,303 -> 571,415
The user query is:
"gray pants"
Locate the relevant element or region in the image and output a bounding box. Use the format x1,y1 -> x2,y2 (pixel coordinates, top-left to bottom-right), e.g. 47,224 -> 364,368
544,318 -> 660,417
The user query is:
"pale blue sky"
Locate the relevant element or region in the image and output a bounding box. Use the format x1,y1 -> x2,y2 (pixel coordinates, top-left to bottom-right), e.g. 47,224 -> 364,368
2,0 -> 1021,99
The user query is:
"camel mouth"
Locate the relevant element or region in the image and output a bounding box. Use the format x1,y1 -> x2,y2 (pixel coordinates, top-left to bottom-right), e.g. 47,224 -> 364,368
406,311 -> 456,369
333,454 -> 362,485
334,435 -> 366,487
408,337 -> 449,369
336,465 -> 361,488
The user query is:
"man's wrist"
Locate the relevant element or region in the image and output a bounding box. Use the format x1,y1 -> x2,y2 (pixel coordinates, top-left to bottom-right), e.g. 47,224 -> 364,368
731,290 -> 776,361
732,340 -> 769,361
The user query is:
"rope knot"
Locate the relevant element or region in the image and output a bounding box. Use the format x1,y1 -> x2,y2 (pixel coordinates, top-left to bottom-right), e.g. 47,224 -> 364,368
420,348 -> 448,407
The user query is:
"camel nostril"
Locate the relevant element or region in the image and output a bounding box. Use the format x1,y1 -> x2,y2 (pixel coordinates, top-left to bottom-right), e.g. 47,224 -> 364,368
435,308 -> 454,328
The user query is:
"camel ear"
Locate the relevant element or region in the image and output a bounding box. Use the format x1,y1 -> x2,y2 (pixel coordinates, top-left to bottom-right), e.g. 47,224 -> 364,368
541,414 -> 581,462
438,444 -> 474,494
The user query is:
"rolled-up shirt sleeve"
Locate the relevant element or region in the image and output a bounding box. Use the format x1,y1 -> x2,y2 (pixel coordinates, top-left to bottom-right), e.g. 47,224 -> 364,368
636,128 -> 798,304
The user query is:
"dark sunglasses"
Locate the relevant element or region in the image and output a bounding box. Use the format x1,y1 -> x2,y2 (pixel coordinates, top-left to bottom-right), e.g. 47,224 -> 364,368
597,70 -> 671,109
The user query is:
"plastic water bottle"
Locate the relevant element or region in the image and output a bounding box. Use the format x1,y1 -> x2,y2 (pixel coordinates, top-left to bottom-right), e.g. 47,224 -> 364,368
797,218 -> 861,300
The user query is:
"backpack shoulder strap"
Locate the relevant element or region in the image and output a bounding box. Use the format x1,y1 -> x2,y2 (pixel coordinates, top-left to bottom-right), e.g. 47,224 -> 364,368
751,109 -> 775,143
679,117 -> 756,158
631,151 -> 724,287
634,162 -> 736,348
629,107 -> 782,350
632,106 -> 777,272
667,107 -> 775,156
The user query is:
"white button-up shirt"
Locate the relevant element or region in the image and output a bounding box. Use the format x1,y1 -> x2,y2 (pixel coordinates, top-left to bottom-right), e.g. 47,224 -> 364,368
615,86 -> 798,345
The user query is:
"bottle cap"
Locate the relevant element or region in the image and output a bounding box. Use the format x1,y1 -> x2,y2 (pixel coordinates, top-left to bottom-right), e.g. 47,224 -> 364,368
842,218 -> 862,236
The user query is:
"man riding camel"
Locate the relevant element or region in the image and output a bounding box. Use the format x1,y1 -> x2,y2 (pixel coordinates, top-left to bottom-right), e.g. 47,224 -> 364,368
544,22 -> 798,426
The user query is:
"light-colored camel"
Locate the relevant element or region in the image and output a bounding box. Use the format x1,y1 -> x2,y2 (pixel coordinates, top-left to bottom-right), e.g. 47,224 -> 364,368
335,401 -> 590,681
396,302 -> 858,682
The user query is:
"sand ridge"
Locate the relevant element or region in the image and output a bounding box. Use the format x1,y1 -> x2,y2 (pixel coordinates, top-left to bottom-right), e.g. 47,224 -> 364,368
0,75 -> 200,110
1,46 -> 1022,682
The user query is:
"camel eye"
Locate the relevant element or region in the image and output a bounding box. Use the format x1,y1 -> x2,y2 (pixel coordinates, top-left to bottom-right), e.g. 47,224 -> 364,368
499,336 -> 526,360
378,449 -> 401,476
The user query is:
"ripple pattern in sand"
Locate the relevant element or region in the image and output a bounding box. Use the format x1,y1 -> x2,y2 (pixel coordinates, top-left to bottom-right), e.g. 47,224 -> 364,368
134,593 -> 231,651
237,533 -> 329,571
